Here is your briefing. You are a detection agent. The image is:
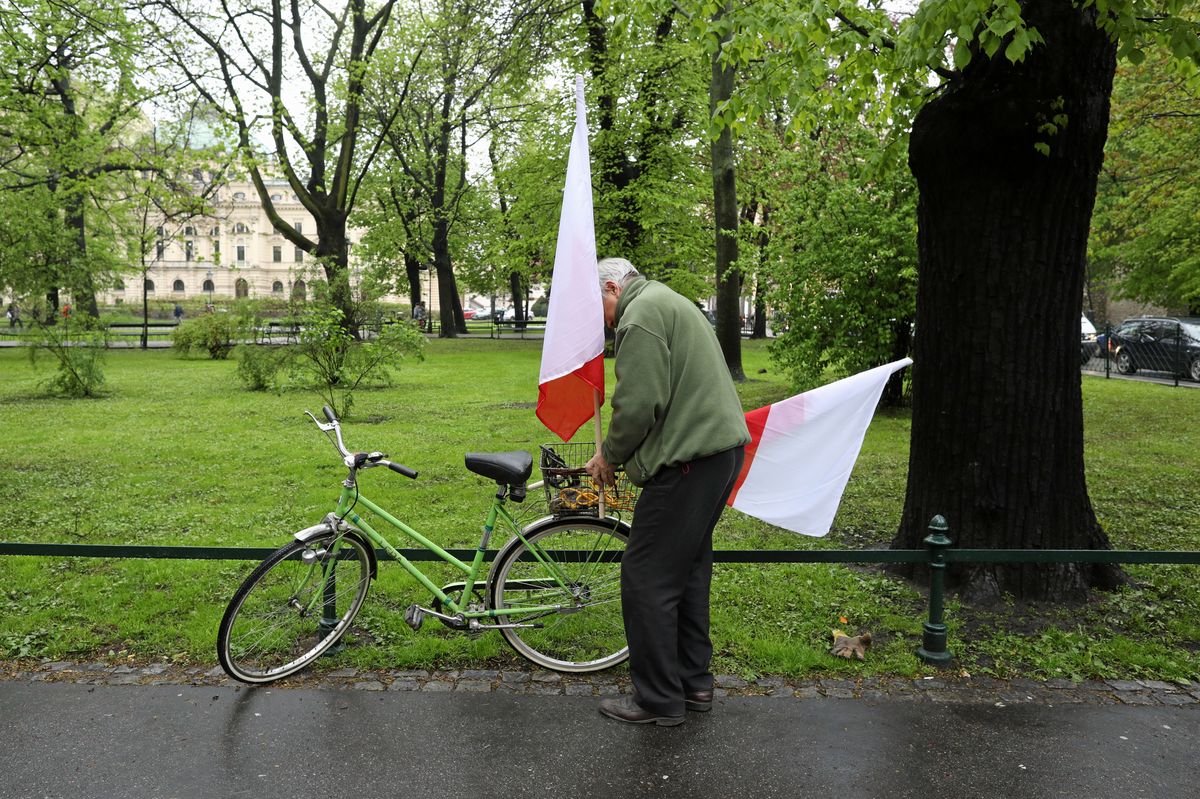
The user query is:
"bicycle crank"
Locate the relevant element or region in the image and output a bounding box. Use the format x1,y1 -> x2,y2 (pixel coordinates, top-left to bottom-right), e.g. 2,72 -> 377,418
404,603 -> 465,631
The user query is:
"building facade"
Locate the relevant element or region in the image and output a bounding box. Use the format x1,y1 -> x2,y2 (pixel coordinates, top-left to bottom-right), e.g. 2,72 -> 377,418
101,175 -> 395,307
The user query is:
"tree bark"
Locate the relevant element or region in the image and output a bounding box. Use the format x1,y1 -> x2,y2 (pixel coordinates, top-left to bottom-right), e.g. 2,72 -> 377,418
893,1 -> 1125,602
709,2 -> 745,382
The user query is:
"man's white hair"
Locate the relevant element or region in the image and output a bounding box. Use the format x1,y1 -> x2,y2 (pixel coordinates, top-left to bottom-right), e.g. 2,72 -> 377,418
597,257 -> 640,288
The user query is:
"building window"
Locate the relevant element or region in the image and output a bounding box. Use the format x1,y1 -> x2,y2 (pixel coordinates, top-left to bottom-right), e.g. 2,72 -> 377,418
114,279 -> 125,290
210,226 -> 219,237
234,222 -> 249,234
184,226 -> 195,236
173,279 -> 185,292
294,247 -> 303,263
155,241 -> 164,259
233,191 -> 245,200
235,278 -> 249,299
203,279 -> 214,293
236,245 -> 246,262
144,279 -> 155,292
192,169 -> 203,182
292,280 -> 306,301
156,226 -> 164,237
293,221 -> 302,234
213,239 -> 220,255
271,193 -> 282,201
185,241 -> 194,261
272,245 -> 282,262
272,281 -> 284,294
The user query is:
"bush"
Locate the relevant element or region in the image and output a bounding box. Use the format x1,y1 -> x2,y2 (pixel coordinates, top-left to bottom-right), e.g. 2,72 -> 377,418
235,344 -> 290,391
26,309 -> 108,398
289,305 -> 424,417
172,312 -> 241,359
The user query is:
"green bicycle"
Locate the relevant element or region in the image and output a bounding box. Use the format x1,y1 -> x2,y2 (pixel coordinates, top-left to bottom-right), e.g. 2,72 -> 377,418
216,406 -> 631,684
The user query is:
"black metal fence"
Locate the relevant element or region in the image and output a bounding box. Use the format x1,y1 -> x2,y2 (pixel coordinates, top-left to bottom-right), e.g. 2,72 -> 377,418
5,515 -> 1199,666
1082,319 -> 1200,387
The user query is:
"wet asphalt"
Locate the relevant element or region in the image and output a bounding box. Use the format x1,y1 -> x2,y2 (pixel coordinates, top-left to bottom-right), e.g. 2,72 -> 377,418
3,680 -> 1196,799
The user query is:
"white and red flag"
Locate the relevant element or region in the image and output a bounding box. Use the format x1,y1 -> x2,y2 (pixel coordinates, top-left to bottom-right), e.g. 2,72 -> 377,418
727,358 -> 912,536
536,76 -> 605,442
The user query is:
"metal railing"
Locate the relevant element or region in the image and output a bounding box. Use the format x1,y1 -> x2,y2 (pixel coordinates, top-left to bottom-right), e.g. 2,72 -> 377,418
5,515 -> 1199,666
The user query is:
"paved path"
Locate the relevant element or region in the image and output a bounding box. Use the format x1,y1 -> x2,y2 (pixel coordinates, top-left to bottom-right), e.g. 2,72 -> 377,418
3,663 -> 1198,799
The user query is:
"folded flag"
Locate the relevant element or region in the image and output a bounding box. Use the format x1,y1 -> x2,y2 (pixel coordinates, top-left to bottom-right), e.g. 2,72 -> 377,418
536,76 -> 605,442
727,358 -> 912,536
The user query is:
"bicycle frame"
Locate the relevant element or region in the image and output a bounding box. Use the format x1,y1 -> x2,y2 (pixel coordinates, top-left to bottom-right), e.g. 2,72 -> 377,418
327,482 -> 574,621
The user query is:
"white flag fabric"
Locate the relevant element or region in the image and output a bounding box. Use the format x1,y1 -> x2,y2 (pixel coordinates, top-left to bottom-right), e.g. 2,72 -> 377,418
536,76 -> 605,442
727,358 -> 912,536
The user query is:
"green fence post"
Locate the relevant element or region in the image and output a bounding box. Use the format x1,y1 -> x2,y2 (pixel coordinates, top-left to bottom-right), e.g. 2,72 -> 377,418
916,515 -> 954,665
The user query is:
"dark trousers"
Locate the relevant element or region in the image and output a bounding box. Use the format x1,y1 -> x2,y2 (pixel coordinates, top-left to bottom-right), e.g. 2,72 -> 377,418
622,446 -> 745,716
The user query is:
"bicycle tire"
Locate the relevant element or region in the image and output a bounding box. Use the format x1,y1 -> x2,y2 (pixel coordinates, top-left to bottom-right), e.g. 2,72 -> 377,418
488,518 -> 629,672
217,532 -> 372,684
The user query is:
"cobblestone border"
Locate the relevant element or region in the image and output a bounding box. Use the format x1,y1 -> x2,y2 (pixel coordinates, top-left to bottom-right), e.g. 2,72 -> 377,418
4,660 -> 1199,707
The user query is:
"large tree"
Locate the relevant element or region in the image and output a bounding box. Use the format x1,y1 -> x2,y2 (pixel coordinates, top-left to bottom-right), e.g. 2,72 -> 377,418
147,0 -> 407,334
0,0 -> 149,317
884,1 -> 1198,601
706,0 -> 1198,600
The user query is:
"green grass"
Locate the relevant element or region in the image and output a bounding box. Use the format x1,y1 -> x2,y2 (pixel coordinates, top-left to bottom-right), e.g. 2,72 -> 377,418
1,341 -> 1198,682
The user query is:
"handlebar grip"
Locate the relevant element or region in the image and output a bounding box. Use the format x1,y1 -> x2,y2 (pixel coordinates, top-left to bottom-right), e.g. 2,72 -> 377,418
387,461 -> 419,479
323,405 -> 337,423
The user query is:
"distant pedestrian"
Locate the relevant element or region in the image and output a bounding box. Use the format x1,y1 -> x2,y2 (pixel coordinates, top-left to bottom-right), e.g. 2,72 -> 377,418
174,303 -> 184,323
5,302 -> 16,328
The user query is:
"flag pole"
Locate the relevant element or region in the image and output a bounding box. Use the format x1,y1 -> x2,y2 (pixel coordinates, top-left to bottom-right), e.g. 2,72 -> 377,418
593,389 -> 606,518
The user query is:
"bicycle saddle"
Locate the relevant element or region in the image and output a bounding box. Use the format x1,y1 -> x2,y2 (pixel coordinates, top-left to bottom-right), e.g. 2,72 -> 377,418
464,451 -> 533,485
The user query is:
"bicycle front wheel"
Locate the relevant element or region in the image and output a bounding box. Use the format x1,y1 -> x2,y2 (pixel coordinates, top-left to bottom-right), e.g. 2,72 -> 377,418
489,518 -> 629,672
217,532 -> 372,684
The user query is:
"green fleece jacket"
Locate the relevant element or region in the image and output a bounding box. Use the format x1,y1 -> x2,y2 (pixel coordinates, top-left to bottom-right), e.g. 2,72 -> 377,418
600,278 -> 750,486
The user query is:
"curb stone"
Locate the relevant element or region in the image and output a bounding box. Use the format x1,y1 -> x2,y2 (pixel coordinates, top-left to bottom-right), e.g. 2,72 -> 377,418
3,659 -> 1199,708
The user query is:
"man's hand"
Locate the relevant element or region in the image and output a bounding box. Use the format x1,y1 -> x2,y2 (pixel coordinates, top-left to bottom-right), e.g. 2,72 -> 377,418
584,451 -> 617,486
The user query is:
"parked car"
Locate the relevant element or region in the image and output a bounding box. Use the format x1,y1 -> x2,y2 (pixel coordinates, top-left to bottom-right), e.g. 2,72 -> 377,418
462,309 -> 479,320
1107,316 -> 1200,381
1080,314 -> 1100,364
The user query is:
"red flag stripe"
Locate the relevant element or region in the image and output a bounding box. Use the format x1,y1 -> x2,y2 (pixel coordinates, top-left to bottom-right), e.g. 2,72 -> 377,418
536,354 -> 605,442
726,403 -> 771,506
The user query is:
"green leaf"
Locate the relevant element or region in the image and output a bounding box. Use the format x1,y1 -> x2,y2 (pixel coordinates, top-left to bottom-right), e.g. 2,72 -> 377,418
953,40 -> 972,70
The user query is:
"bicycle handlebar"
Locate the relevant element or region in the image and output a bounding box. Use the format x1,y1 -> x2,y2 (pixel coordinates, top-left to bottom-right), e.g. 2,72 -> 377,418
306,408 -> 419,480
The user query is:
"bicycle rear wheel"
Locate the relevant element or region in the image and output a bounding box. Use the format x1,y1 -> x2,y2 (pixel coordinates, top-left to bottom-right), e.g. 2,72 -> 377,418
217,532 -> 372,684
489,518 -> 629,672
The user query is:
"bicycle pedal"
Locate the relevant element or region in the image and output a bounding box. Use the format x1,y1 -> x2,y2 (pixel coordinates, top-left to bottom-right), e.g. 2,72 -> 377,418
404,604 -> 425,631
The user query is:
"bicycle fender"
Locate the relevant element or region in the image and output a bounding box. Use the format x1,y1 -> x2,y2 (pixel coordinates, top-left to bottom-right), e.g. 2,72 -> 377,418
293,516 -> 378,580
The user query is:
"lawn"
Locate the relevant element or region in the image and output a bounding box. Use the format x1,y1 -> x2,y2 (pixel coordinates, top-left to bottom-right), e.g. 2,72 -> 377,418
1,340 -> 1197,682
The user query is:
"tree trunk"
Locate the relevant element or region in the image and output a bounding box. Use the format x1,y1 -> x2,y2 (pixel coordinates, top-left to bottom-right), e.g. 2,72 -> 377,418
881,320 -> 911,407
431,216 -> 458,338
892,1 -> 1125,602
404,252 -> 423,311
509,272 -> 524,324
709,3 -> 745,382
314,210 -> 355,337
63,196 -> 99,318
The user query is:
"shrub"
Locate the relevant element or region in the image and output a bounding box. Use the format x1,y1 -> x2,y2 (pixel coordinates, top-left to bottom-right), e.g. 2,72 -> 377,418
26,309 -> 108,398
23,302 -> 108,395
235,344 -> 290,391
289,305 -> 424,417
172,312 -> 241,359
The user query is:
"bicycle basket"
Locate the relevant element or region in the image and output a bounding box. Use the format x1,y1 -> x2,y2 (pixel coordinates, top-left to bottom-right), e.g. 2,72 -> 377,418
538,442 -> 639,516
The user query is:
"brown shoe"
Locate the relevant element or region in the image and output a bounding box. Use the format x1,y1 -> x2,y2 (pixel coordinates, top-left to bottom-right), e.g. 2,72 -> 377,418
685,690 -> 713,712
599,696 -> 685,726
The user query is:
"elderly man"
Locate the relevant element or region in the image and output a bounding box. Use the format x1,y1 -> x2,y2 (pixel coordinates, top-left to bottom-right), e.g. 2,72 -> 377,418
586,257 -> 749,727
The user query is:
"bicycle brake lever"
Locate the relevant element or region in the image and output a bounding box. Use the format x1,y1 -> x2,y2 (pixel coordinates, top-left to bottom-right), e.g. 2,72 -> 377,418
304,410 -> 337,432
